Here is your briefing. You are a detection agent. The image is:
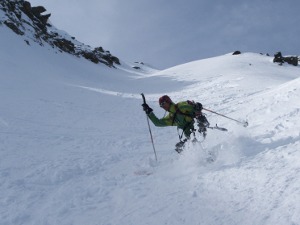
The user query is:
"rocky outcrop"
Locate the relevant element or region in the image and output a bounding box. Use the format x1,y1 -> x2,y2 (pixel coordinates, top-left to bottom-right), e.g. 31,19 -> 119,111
232,51 -> 241,55
273,52 -> 298,66
0,0 -> 120,67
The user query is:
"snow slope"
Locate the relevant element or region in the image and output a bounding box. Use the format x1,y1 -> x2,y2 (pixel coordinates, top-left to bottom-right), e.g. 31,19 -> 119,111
1,24 -> 300,225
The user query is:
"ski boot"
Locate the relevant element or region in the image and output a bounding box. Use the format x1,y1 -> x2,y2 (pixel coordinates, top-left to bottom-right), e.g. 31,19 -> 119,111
175,138 -> 187,153
197,115 -> 209,139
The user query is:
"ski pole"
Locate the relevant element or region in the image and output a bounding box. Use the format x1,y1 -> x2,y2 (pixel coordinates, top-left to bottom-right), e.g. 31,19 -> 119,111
203,108 -> 248,127
141,93 -> 158,161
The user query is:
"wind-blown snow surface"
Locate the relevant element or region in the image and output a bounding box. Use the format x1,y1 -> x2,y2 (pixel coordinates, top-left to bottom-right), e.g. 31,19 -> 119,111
1,25 -> 300,225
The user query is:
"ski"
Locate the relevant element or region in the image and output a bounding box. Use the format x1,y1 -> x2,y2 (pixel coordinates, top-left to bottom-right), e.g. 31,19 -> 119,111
134,170 -> 153,176
207,124 -> 228,132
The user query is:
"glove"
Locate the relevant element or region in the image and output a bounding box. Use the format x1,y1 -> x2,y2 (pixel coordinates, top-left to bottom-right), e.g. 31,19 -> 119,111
195,102 -> 203,111
142,103 -> 153,115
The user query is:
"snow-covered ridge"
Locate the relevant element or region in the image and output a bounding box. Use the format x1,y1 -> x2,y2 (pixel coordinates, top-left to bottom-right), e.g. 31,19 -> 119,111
0,0 -> 120,67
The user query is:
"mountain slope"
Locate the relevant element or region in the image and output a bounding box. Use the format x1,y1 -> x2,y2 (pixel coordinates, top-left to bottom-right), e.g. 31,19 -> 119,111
0,0 -> 120,67
1,11 -> 300,225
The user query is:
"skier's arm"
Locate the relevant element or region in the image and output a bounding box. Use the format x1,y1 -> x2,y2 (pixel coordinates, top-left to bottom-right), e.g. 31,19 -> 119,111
142,103 -> 172,126
148,112 -> 174,127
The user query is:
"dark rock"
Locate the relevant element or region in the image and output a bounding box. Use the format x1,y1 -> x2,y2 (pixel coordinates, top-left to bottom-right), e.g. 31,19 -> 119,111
53,39 -> 75,53
273,52 -> 284,64
94,47 -> 104,53
111,56 -> 120,65
273,52 -> 298,66
31,6 -> 46,15
23,1 -> 31,13
0,0 -> 121,68
81,51 -> 99,64
232,51 -> 241,55
40,13 -> 51,25
284,56 -> 298,66
4,20 -> 24,35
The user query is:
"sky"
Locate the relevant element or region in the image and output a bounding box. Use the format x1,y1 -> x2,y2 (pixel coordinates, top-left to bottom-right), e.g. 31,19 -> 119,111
29,0 -> 300,69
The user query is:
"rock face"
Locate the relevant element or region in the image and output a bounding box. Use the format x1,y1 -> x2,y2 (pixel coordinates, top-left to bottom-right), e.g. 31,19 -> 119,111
273,52 -> 299,66
0,0 -> 120,67
232,51 -> 241,55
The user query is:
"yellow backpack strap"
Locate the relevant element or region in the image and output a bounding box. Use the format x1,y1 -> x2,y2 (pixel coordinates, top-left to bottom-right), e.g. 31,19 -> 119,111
171,104 -> 179,125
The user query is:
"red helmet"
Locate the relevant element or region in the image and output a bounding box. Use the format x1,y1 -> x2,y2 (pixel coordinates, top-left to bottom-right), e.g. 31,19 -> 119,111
159,95 -> 172,106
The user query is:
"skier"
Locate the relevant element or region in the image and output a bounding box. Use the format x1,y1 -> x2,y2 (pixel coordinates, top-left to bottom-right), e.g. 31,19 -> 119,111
142,95 -> 209,153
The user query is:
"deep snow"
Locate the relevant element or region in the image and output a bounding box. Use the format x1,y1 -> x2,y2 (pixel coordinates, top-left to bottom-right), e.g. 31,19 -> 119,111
1,23 -> 300,225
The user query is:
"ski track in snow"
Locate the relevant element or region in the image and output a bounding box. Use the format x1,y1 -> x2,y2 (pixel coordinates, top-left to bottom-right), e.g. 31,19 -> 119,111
1,25 -> 300,225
